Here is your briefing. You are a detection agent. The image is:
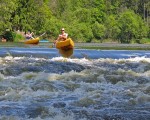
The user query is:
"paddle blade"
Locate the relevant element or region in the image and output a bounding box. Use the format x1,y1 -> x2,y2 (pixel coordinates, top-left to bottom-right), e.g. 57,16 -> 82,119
49,45 -> 53,48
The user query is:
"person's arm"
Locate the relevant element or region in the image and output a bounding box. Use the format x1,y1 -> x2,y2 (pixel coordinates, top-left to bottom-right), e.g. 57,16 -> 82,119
53,35 -> 60,46
56,35 -> 62,41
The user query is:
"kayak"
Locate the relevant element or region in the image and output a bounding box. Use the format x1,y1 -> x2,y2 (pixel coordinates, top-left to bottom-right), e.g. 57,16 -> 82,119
24,37 -> 40,44
56,38 -> 74,50
56,38 -> 74,57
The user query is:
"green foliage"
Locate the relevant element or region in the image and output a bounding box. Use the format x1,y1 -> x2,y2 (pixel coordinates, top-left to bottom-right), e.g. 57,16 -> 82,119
0,0 -> 149,43
3,31 -> 14,42
148,29 -> 150,38
0,0 -> 17,33
117,10 -> 148,43
12,32 -> 25,42
92,22 -> 106,41
74,8 -> 92,23
141,38 -> 150,44
43,17 -> 65,39
104,15 -> 120,40
69,23 -> 93,42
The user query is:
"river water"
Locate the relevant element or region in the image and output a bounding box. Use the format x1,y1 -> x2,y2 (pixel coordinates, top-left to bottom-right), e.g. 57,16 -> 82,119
0,47 -> 150,120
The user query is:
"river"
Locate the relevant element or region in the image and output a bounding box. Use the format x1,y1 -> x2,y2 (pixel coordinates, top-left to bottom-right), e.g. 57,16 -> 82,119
0,47 -> 150,120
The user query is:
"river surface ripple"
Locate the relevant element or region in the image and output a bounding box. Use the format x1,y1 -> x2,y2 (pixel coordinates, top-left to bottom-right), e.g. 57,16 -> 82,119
0,47 -> 150,120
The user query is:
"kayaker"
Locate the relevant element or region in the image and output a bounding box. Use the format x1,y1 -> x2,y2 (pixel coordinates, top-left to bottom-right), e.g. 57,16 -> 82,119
53,28 -> 68,47
25,31 -> 34,40
56,28 -> 68,41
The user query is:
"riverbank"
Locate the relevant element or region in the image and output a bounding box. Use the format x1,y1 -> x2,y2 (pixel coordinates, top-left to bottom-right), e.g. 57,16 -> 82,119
75,43 -> 150,50
0,42 -> 150,50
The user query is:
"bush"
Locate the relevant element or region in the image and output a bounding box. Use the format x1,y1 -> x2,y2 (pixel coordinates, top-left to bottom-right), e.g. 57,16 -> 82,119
140,38 -> 150,44
117,10 -> 148,43
92,22 -> 106,41
2,30 -> 14,42
13,32 -> 25,42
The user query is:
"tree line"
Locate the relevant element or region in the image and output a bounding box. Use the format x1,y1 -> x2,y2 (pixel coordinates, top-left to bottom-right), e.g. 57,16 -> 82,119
0,0 -> 150,43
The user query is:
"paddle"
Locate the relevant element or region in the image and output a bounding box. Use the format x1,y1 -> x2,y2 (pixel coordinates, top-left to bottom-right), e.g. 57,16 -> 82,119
38,32 -> 46,38
32,32 -> 46,40
49,42 -> 55,48
49,39 -> 57,48
26,32 -> 46,40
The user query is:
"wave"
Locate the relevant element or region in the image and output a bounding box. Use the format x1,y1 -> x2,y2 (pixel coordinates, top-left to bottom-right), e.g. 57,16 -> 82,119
0,56 -> 150,119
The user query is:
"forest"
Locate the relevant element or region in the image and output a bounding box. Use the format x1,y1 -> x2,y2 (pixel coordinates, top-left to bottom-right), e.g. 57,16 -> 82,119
0,0 -> 150,43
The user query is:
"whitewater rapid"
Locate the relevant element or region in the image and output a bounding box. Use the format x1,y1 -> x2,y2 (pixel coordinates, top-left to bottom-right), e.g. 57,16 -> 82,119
0,54 -> 150,120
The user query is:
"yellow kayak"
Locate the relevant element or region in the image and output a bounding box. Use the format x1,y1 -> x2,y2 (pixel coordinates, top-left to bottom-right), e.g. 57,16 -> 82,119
56,38 -> 74,50
24,37 -> 40,44
56,38 -> 74,57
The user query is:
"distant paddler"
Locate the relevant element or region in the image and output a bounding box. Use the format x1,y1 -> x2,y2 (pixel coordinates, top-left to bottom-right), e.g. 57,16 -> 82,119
24,32 -> 46,45
25,31 -> 34,40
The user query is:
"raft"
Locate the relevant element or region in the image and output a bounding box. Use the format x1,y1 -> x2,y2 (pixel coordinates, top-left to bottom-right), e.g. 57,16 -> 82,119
56,38 -> 74,57
24,37 -> 40,44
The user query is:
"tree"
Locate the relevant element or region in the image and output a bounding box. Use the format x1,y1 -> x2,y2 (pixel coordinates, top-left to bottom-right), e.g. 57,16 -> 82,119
11,0 -> 52,33
69,22 -> 93,42
92,22 -> 106,41
104,15 -> 120,40
117,10 -> 148,43
0,0 -> 149,42
0,0 -> 17,34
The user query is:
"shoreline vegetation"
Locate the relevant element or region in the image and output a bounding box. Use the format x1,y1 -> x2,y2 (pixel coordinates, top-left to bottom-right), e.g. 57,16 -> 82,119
0,42 -> 150,50
75,43 -> 150,50
0,1 -> 150,44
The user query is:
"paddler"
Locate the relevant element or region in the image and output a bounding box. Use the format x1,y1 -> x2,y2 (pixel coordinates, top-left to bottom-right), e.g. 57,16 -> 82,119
56,28 -> 68,41
53,28 -> 68,47
25,31 -> 34,40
